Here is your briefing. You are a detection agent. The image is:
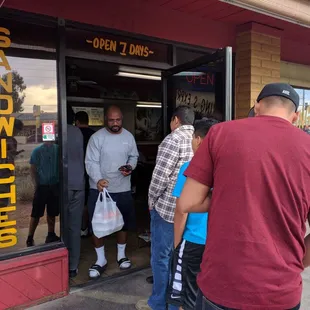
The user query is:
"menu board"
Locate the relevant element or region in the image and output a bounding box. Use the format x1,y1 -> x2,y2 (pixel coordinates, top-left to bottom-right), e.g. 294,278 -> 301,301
73,107 -> 104,126
175,89 -> 215,116
171,70 -> 218,119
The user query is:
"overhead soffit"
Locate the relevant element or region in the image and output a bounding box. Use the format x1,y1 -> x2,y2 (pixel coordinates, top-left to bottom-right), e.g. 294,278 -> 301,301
147,0 -> 310,43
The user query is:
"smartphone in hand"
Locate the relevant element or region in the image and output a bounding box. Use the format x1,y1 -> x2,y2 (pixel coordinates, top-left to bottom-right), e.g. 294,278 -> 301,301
118,164 -> 132,173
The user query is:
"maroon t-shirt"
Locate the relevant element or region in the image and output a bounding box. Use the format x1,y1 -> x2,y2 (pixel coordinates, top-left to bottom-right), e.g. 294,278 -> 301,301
185,116 -> 310,310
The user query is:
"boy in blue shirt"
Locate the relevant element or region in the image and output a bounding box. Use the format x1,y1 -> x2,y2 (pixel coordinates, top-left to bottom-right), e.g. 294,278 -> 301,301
26,142 -> 60,247
167,118 -> 218,310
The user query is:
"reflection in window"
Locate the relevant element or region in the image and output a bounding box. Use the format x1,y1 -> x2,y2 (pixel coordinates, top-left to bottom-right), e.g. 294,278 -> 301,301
0,56 -> 59,252
135,106 -> 162,143
294,88 -> 310,130
169,64 -> 225,122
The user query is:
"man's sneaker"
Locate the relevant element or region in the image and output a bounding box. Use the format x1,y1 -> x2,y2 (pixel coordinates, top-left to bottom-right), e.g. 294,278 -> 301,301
138,232 -> 151,243
45,233 -> 60,244
135,300 -> 151,310
81,228 -> 89,237
146,276 -> 153,284
69,269 -> 78,278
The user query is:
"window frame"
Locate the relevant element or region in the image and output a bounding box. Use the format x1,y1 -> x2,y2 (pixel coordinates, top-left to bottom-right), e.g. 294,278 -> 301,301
0,9 -> 66,261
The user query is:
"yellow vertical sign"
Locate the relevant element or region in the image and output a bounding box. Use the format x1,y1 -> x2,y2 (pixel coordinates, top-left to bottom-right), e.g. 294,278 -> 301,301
0,26 -> 17,248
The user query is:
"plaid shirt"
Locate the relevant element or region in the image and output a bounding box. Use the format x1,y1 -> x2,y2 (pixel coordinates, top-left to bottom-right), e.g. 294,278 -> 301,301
148,125 -> 194,223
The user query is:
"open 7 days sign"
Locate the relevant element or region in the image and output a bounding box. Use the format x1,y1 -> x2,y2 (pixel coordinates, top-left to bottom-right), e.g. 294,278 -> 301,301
42,122 -> 55,141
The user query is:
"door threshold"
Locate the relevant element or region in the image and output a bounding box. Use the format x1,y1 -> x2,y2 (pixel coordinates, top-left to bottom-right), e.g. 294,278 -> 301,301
70,264 -> 151,293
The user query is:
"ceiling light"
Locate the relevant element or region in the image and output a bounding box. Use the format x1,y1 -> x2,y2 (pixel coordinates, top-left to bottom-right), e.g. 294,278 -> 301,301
77,80 -> 98,85
117,72 -> 161,80
136,101 -> 161,105
118,65 -> 161,76
136,101 -> 162,108
174,72 -> 205,76
219,0 -> 310,28
136,104 -> 161,108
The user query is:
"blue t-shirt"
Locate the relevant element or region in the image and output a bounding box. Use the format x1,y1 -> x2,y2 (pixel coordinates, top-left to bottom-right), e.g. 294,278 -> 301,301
172,161 -> 208,245
30,143 -> 59,185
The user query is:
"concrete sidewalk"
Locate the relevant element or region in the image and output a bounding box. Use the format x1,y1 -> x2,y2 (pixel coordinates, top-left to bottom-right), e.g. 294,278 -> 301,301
29,268 -> 310,310
29,269 -> 152,310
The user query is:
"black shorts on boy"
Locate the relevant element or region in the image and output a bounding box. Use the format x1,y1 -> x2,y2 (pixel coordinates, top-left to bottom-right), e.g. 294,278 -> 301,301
166,239 -> 205,310
31,184 -> 60,218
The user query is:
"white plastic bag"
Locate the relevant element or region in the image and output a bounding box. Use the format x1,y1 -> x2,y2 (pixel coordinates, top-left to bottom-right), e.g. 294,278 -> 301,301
92,189 -> 124,238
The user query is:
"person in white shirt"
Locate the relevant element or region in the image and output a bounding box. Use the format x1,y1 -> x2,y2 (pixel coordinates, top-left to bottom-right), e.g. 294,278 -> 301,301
85,105 -> 139,279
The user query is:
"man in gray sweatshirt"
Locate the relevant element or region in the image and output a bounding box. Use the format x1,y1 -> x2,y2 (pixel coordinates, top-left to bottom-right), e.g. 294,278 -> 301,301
85,105 -> 139,279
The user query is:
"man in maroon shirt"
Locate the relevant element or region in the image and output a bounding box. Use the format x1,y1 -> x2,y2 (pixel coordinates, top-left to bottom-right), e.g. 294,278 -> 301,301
178,83 -> 310,310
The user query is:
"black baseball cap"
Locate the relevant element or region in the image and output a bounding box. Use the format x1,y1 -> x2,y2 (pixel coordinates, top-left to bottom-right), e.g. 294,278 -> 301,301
257,83 -> 299,111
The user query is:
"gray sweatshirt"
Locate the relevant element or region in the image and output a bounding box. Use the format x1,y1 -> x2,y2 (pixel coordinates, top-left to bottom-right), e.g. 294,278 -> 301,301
85,127 -> 139,193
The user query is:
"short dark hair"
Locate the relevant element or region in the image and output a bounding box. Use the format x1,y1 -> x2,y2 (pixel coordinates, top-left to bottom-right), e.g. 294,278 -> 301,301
14,119 -> 24,131
261,96 -> 296,113
172,105 -> 195,126
67,104 -> 75,125
75,111 -> 89,125
194,118 -> 219,138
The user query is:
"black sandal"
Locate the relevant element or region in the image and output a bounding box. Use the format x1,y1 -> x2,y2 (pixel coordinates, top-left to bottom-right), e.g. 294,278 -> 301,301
117,257 -> 132,270
89,264 -> 107,279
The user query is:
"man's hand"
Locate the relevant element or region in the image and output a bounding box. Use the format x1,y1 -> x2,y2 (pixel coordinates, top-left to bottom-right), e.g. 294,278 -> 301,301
97,179 -> 109,192
304,213 -> 310,268
120,165 -> 132,177
121,170 -> 131,177
304,234 -> 310,268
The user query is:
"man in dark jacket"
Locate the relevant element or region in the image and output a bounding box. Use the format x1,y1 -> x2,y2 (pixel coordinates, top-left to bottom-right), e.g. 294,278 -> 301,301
75,111 -> 95,237
65,105 -> 85,278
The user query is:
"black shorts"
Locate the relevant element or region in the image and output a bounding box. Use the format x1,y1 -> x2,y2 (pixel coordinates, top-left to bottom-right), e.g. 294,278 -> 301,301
84,175 -> 90,206
31,184 -> 60,218
88,189 -> 136,233
167,239 -> 205,310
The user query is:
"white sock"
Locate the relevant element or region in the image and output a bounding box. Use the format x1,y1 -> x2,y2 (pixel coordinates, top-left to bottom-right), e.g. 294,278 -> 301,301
95,246 -> 107,267
117,243 -> 126,261
117,243 -> 130,268
89,246 -> 107,278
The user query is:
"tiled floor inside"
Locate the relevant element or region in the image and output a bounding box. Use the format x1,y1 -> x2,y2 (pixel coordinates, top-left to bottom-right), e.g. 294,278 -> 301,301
72,197 -> 151,286
1,197 -> 151,287
70,232 -> 151,286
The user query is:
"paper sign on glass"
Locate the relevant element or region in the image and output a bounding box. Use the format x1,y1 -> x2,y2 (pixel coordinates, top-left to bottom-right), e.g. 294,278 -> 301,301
42,122 -> 55,141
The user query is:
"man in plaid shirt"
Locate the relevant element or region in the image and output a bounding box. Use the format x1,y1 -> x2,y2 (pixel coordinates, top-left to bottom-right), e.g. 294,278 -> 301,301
136,106 -> 195,310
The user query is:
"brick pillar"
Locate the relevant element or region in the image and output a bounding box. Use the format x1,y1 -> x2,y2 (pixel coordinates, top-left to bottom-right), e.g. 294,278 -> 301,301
235,23 -> 282,119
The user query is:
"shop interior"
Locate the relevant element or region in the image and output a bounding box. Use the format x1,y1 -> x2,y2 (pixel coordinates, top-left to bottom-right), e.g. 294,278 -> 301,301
1,31 -> 226,287
64,55 -> 228,285
65,57 -> 162,285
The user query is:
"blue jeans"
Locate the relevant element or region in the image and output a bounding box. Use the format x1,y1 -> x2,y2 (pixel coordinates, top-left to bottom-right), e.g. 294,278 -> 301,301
148,209 -> 178,310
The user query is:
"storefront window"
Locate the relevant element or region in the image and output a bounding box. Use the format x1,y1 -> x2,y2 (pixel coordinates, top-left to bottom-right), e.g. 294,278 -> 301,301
294,88 -> 310,131
168,64 -> 226,122
0,20 -> 59,253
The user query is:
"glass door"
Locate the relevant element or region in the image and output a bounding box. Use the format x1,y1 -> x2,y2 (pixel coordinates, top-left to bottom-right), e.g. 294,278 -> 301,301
162,47 -> 232,136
